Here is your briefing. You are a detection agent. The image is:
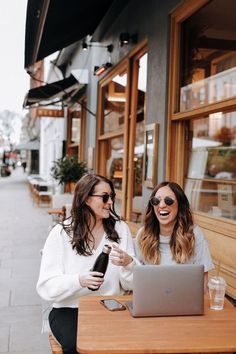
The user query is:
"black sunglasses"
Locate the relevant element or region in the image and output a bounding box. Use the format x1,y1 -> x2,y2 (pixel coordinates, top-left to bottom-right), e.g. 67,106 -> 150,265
90,193 -> 116,203
150,196 -> 175,206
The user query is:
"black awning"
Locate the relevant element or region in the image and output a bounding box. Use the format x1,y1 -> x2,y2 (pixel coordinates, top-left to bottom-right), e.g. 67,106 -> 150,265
23,74 -> 79,108
24,0 -> 116,68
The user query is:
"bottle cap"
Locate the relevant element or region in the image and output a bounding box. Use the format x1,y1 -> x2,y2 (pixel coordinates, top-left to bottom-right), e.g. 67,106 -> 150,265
103,244 -> 112,254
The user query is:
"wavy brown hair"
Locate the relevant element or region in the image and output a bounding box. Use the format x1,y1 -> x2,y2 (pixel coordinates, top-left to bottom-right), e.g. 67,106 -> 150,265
139,181 -> 195,264
63,174 -> 120,255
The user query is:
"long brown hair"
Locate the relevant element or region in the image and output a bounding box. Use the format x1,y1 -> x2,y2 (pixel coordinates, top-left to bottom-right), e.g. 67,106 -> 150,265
139,181 -> 195,264
63,174 -> 120,255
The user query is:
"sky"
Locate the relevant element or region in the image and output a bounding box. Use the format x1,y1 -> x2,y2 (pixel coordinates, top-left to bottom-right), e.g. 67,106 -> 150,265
0,0 -> 29,115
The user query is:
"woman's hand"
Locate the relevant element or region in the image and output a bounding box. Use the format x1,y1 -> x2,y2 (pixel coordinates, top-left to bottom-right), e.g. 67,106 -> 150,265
110,243 -> 133,267
79,270 -> 104,289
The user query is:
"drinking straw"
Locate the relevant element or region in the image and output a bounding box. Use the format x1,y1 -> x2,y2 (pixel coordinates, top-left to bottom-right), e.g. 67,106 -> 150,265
216,259 -> 221,277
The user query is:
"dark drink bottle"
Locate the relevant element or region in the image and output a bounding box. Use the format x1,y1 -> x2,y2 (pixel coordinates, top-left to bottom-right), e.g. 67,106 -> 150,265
88,244 -> 112,291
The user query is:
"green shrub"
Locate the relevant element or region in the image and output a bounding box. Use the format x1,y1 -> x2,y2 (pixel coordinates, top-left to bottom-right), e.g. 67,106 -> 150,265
50,155 -> 87,185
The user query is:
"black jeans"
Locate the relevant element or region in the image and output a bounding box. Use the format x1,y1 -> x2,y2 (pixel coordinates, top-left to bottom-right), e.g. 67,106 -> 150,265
49,307 -> 78,354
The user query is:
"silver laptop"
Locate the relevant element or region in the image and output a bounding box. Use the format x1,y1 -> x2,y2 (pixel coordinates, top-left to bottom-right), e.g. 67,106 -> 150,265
126,264 -> 204,317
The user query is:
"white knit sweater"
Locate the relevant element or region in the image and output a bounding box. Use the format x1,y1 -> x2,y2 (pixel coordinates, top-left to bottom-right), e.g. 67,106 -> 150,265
37,220 -> 136,308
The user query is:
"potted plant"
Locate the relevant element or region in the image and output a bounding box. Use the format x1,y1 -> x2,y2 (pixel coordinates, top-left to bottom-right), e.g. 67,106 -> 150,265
51,155 -> 87,193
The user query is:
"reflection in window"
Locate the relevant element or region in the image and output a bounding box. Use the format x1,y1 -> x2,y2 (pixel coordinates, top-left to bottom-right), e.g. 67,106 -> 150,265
106,136 -> 124,216
106,136 -> 124,191
180,0 -> 236,112
185,111 -> 236,220
134,53 -> 147,192
132,53 -> 147,223
71,118 -> 80,143
103,72 -> 127,134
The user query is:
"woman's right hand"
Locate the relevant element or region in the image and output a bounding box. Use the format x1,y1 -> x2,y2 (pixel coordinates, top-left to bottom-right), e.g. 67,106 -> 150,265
79,270 -> 104,289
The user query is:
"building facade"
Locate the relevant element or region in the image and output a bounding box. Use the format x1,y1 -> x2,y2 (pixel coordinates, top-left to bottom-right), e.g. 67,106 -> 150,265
24,0 -> 236,299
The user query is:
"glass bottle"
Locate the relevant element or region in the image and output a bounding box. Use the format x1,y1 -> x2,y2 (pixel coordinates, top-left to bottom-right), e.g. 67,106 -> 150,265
88,244 -> 112,291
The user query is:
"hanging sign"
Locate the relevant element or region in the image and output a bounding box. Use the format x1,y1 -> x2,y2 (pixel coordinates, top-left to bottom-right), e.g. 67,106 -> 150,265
36,108 -> 64,117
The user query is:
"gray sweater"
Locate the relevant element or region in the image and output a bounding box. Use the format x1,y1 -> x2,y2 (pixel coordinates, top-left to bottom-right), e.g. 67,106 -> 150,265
134,225 -> 214,272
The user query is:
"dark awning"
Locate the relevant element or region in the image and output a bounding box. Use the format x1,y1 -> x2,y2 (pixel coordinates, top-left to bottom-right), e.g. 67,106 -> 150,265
23,74 -> 79,108
24,0 -> 116,68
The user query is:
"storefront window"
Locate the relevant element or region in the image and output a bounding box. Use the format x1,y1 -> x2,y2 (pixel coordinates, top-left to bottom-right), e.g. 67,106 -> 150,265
180,0 -> 236,112
170,0 -> 236,302
97,47 -> 147,221
185,111 -> 236,220
132,53 -> 147,222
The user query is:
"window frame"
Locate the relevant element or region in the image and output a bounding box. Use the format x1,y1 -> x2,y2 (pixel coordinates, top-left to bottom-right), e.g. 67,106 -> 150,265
167,0 -> 236,183
96,41 -> 148,221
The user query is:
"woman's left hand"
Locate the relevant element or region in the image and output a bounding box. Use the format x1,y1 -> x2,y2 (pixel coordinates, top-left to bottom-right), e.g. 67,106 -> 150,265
110,243 -> 133,266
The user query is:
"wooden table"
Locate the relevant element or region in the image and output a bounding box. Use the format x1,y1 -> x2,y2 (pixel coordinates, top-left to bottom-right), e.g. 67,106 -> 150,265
77,295 -> 236,354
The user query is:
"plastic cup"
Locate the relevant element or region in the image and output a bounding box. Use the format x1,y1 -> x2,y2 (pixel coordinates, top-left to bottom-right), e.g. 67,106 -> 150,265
208,276 -> 226,310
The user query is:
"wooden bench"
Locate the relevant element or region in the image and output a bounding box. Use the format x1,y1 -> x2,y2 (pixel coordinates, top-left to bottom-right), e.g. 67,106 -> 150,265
49,333 -> 63,354
28,178 -> 53,207
36,190 -> 52,207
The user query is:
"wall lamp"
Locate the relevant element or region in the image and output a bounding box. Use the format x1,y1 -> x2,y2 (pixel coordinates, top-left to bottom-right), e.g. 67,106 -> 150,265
82,39 -> 88,51
119,32 -> 138,47
94,62 -> 112,76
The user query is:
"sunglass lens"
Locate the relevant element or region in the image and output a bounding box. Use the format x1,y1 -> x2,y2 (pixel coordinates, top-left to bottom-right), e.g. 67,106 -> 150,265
102,195 -> 109,203
150,197 -> 160,206
150,196 -> 174,206
102,194 -> 116,203
164,197 -> 174,205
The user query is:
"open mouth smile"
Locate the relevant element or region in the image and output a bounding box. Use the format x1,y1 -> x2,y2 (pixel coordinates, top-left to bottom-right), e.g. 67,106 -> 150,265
159,211 -> 170,217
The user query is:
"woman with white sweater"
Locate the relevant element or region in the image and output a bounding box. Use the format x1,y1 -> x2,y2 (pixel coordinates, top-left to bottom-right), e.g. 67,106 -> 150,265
37,174 -> 136,354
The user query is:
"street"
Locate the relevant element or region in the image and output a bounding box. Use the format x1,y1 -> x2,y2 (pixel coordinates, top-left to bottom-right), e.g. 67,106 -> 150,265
0,167 -> 51,353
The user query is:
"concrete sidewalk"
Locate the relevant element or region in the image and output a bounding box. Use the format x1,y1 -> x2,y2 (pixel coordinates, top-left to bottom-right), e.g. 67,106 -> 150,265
0,167 -> 51,353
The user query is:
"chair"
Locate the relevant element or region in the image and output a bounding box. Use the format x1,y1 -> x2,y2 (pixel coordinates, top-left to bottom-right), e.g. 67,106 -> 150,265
49,332 -> 63,354
48,194 -> 73,226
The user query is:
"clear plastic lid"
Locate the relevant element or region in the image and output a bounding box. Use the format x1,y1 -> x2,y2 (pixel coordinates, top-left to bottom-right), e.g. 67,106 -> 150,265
208,276 -> 226,287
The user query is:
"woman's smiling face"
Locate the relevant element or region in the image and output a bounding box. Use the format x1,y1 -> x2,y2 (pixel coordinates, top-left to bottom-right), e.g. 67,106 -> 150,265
153,185 -> 178,234
86,181 -> 113,221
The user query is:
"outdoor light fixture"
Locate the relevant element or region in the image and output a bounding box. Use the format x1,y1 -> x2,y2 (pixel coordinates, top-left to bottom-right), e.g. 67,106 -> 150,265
82,39 -> 88,51
119,32 -> 138,47
94,62 -> 112,76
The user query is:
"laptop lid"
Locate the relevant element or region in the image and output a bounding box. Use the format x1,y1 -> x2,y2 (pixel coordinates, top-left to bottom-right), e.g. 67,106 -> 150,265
126,264 -> 204,317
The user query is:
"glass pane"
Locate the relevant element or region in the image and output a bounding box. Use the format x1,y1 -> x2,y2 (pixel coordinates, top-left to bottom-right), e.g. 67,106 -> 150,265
106,136 -> 124,216
185,111 -> 236,220
103,72 -> 127,134
71,118 -> 80,143
106,136 -> 124,190
180,0 -> 236,112
132,53 -> 147,223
